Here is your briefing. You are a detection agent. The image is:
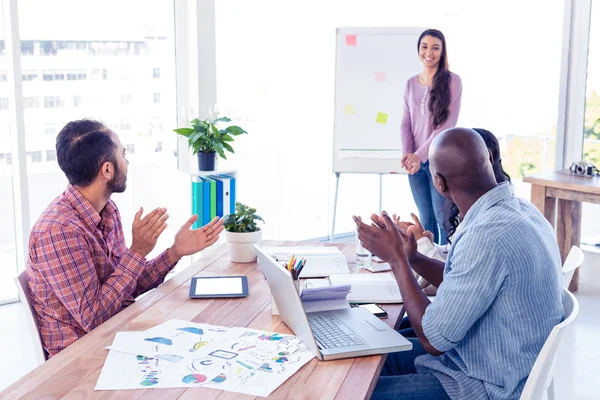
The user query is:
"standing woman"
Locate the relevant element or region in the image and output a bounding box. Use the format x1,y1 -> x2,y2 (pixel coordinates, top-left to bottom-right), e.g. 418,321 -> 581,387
401,29 -> 462,245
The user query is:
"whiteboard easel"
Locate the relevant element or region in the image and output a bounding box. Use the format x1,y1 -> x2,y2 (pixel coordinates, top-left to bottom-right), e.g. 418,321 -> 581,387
330,27 -> 425,241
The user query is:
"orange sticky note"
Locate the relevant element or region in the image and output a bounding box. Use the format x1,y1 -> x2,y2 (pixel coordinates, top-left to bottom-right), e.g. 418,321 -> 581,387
346,35 -> 357,46
374,71 -> 386,83
376,112 -> 388,124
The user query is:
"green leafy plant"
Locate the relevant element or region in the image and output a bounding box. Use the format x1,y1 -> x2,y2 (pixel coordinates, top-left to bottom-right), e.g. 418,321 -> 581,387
173,116 -> 247,160
224,202 -> 264,233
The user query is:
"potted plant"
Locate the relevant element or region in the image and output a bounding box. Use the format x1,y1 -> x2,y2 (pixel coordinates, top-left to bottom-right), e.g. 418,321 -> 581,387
174,115 -> 247,171
223,202 -> 264,263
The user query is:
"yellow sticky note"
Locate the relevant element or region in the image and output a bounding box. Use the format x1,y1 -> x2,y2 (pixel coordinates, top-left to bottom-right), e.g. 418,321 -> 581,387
376,112 -> 388,124
344,105 -> 356,116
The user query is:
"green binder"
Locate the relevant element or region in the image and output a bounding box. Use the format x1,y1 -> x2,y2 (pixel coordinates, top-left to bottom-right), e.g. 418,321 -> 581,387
203,176 -> 217,220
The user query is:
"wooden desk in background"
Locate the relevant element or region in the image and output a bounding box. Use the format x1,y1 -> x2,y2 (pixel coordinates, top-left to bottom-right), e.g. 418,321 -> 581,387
524,170 -> 600,292
1,241 -> 404,400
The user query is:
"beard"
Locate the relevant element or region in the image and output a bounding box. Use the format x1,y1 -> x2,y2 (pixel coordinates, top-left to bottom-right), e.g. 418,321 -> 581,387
107,161 -> 127,194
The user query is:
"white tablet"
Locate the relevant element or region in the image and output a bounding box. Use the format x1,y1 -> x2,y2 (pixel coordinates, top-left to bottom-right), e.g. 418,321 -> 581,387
189,276 -> 249,298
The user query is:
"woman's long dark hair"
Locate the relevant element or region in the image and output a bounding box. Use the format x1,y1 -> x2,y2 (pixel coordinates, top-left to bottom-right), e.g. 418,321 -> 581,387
444,128 -> 511,242
418,29 -> 451,129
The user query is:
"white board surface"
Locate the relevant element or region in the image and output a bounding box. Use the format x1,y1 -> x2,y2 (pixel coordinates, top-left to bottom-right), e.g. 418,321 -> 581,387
333,27 -> 426,173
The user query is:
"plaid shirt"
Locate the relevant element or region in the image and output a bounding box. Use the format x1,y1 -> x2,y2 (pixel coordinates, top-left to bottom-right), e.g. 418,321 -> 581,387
27,185 -> 176,357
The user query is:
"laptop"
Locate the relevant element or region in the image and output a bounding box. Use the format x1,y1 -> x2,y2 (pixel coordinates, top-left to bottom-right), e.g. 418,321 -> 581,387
255,245 -> 412,361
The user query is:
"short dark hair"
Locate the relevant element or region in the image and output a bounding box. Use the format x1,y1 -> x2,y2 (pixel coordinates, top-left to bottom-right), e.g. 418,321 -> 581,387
56,119 -> 117,187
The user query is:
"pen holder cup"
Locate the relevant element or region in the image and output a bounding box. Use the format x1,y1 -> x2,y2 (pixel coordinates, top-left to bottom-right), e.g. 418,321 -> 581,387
271,279 -> 302,316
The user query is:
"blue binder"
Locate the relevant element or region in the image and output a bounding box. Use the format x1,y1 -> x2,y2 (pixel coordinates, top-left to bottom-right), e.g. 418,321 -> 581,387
199,177 -> 211,225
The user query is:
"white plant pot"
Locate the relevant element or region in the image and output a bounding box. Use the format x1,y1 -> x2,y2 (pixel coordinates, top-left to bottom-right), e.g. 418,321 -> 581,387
225,229 -> 262,263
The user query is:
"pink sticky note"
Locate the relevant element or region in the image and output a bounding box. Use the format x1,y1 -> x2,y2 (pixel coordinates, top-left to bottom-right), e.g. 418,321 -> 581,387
374,71 -> 386,83
346,35 -> 357,46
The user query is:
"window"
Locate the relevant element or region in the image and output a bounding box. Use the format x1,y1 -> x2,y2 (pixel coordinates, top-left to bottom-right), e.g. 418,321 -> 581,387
43,71 -> 65,81
92,68 -> 108,80
118,121 -> 133,130
21,40 -> 34,55
153,68 -> 160,79
153,93 -> 161,104
44,125 -> 57,136
582,2 -> 600,248
121,94 -> 133,105
23,97 -> 40,109
44,96 -> 64,108
73,95 -> 83,107
584,3 -> 600,167
7,1 -> 183,298
0,153 -> 12,165
0,71 -> 6,81
90,41 -> 135,56
40,41 -> 58,56
155,142 -> 163,152
27,151 -> 43,163
22,71 -> 38,81
67,71 -> 87,80
0,98 -> 8,110
46,150 -> 57,162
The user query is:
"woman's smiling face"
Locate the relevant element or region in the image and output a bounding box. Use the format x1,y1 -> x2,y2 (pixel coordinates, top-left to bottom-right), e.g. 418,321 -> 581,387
419,35 -> 443,69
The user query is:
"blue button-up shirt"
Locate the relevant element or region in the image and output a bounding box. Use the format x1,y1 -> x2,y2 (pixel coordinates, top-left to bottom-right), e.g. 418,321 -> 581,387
415,182 -> 564,399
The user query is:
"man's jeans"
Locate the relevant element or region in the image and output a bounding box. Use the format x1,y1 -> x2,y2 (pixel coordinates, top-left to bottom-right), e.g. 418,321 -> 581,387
371,338 -> 451,400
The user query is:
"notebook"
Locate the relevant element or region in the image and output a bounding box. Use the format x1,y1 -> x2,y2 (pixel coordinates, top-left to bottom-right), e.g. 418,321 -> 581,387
262,247 -> 350,278
299,285 -> 352,313
329,273 -> 402,304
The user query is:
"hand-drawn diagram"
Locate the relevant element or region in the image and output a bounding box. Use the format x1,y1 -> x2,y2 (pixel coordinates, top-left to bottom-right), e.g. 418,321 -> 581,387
96,321 -> 315,397
184,327 -> 314,397
145,337 -> 173,345
177,327 -> 204,335
106,320 -> 231,364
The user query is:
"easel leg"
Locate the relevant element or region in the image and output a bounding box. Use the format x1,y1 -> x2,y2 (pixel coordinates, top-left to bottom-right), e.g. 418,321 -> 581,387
330,173 -> 341,242
379,173 -> 383,214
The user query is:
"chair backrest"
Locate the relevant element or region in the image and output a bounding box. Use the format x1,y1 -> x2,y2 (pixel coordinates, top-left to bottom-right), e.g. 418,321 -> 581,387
14,271 -> 47,365
520,288 -> 579,400
562,246 -> 584,289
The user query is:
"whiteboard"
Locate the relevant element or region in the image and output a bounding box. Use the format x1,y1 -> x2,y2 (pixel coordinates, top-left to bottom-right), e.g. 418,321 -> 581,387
333,27 -> 426,173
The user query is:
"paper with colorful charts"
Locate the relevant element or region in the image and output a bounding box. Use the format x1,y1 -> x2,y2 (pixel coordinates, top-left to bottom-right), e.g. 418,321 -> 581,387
95,320 -> 315,397
105,319 -> 231,364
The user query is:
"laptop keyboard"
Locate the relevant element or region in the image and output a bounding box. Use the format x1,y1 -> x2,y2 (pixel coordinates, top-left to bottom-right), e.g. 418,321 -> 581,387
308,314 -> 366,349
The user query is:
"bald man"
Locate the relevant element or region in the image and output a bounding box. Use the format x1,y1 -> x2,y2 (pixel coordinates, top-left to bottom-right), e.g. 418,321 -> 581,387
354,128 -> 563,400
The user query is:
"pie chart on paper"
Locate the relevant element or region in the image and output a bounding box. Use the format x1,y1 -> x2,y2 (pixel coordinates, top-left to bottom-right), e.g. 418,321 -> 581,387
182,374 -> 207,384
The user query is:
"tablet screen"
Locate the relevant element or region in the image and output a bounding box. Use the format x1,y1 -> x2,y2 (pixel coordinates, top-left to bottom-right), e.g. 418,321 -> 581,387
193,277 -> 244,296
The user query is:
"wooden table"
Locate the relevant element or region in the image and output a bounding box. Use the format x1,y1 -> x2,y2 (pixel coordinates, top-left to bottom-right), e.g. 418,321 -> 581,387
524,170 -> 600,291
1,241 -> 404,400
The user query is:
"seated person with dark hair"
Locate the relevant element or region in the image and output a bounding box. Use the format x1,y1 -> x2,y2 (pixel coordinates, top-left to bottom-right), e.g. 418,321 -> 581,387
354,127 -> 563,399
27,119 -> 224,357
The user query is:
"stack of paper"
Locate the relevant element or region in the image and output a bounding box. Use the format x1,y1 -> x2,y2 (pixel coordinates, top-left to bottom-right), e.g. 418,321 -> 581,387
329,273 -> 402,303
299,284 -> 352,313
262,246 -> 350,278
95,319 -> 314,397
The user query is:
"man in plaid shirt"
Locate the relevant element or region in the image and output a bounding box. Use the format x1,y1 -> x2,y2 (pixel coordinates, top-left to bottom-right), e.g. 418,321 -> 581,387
26,119 -> 224,358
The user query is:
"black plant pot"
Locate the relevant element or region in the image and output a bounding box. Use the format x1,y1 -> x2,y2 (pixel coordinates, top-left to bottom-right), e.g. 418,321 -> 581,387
198,152 -> 216,171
